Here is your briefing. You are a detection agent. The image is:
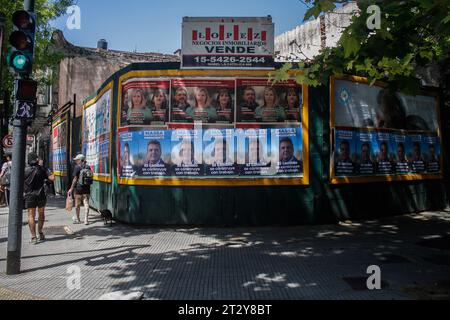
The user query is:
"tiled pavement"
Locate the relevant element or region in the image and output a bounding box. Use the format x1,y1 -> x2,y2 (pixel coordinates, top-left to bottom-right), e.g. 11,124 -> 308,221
0,197 -> 449,300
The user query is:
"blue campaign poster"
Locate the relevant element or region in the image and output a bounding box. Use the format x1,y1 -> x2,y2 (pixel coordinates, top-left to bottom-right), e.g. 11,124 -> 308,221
334,129 -> 356,177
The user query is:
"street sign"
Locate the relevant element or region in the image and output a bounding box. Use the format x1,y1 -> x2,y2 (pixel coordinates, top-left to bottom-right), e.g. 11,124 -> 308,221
2,134 -> 13,149
15,100 -> 36,119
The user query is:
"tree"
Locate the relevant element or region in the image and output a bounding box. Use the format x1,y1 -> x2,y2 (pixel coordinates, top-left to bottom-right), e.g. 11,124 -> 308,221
0,0 -> 75,91
271,0 -> 450,94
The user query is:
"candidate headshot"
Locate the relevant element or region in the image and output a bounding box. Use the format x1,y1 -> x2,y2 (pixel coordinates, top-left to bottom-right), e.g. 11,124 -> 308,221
397,142 -> 407,162
127,88 -> 152,125
284,88 -> 301,110
215,89 -> 233,111
247,139 -> 267,165
212,139 -> 233,165
121,143 -> 137,178
379,142 -> 389,161
179,140 -> 196,166
122,143 -> 132,167
151,89 -> 168,111
360,142 -> 372,163
242,87 -> 258,109
279,138 -> 297,163
145,140 -> 164,166
173,87 -> 190,110
428,144 -> 438,162
284,88 -> 302,122
338,140 -> 352,162
412,142 -> 423,161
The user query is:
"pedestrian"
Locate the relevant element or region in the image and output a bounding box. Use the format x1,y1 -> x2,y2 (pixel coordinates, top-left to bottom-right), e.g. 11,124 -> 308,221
39,158 -> 55,197
0,153 -> 13,207
68,154 -> 93,225
24,153 -> 55,245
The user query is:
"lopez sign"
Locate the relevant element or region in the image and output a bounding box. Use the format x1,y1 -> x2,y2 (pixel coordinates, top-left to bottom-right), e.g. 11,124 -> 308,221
181,17 -> 275,70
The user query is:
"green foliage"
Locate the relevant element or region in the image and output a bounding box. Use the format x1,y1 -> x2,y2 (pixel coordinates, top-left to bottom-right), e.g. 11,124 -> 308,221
1,0 -> 74,91
275,0 -> 450,94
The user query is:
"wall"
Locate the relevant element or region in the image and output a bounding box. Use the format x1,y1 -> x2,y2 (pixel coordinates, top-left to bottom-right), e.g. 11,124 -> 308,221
275,2 -> 358,61
86,62 -> 449,226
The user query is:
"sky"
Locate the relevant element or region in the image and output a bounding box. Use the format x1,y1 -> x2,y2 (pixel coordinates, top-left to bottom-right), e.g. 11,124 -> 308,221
50,0 -> 309,54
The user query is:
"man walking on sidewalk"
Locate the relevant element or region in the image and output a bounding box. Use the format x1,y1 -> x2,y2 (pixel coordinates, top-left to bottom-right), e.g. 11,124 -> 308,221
69,154 -> 93,225
24,153 -> 55,244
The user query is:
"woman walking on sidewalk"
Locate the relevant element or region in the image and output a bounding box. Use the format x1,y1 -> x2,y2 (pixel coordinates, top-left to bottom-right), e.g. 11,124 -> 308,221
24,153 -> 55,244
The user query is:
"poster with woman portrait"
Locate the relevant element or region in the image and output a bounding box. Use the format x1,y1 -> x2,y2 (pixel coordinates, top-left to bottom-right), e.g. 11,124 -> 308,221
121,79 -> 170,126
170,79 -> 235,124
236,79 -> 302,123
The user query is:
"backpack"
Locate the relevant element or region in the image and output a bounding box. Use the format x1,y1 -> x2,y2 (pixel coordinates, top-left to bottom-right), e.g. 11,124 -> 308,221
78,165 -> 94,187
0,163 -> 11,187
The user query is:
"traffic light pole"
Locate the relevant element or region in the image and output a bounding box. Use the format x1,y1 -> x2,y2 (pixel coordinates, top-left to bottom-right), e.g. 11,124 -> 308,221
6,0 -> 35,275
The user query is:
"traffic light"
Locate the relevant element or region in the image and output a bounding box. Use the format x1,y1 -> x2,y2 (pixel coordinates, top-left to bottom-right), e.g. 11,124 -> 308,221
7,10 -> 37,78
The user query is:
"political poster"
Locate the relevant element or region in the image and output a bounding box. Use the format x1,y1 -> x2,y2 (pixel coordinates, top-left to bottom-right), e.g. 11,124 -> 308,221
181,17 -> 274,69
355,131 -> 376,176
422,135 -> 442,174
52,116 -> 68,176
236,79 -> 302,123
170,79 -> 235,124
83,85 -> 112,179
117,127 -> 304,182
334,130 -> 356,176
331,76 -> 443,182
121,79 -> 170,126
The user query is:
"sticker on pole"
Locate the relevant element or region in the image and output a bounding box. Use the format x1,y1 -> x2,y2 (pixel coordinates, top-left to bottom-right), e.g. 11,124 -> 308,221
2,135 -> 13,149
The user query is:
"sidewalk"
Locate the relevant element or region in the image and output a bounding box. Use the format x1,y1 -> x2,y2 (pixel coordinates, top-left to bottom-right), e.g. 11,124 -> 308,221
0,197 -> 449,300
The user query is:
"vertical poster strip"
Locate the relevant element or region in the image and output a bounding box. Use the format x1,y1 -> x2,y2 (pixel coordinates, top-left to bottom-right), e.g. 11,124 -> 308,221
82,83 -> 113,182
52,116 -> 68,177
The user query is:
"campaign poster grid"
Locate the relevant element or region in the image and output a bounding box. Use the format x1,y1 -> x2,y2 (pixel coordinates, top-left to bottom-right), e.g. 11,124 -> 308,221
52,116 -> 68,177
83,85 -> 112,179
118,127 -> 303,181
332,77 -> 442,181
118,77 -> 303,126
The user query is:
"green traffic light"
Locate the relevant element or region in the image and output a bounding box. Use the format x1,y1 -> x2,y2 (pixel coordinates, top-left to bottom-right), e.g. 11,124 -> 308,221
13,54 -> 28,70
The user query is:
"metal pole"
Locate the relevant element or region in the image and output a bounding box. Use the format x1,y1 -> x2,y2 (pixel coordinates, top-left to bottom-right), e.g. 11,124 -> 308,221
6,0 -> 35,275
0,14 -> 6,164
24,0 -> 36,12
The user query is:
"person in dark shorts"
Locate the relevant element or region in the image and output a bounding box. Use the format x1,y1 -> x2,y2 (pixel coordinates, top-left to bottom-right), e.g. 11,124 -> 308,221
24,153 -> 55,245
69,154 -> 93,225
